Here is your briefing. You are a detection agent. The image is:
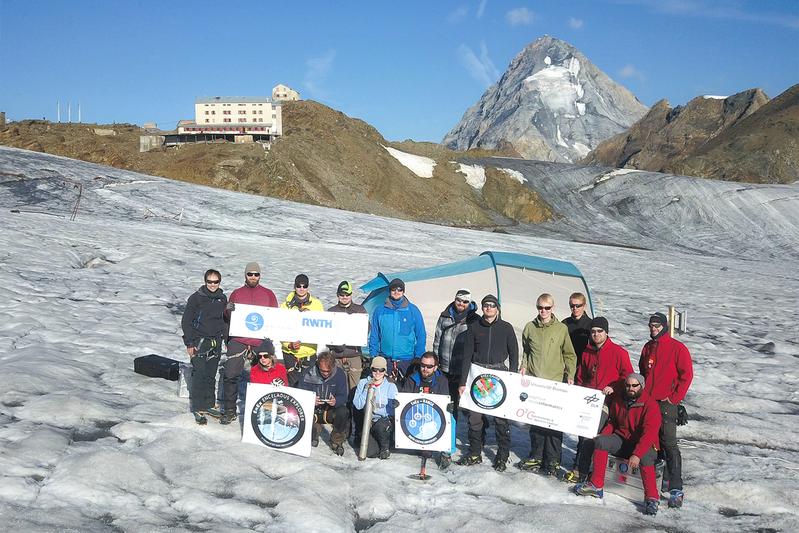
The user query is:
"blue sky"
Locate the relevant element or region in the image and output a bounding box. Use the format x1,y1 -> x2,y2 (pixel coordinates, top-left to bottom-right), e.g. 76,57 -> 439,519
1,0 -> 797,141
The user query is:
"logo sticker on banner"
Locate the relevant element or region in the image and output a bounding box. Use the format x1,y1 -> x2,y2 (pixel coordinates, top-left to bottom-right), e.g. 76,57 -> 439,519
470,373 -> 507,410
394,393 -> 451,452
242,383 -> 315,457
245,312 -> 265,332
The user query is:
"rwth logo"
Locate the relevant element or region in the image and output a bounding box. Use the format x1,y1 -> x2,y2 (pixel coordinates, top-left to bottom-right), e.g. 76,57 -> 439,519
302,317 -> 333,328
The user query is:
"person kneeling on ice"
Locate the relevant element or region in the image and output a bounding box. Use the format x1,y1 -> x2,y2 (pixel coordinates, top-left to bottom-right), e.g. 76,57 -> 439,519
299,352 -> 350,456
249,339 -> 288,386
574,373 -> 663,516
400,352 -> 453,470
353,356 -> 398,459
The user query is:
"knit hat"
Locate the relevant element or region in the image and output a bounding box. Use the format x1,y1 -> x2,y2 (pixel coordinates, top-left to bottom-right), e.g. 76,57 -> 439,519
455,289 -> 472,302
337,280 -> 353,296
649,312 -> 668,328
481,294 -> 500,308
627,372 -> 646,389
244,262 -> 260,274
388,278 -> 405,292
294,274 -> 309,287
590,316 -> 609,333
255,338 -> 275,356
371,356 -> 388,370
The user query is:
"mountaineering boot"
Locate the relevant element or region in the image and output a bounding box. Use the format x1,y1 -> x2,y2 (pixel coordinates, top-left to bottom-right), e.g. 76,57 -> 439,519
574,481 -> 604,499
541,462 -> 560,477
311,422 -> 322,447
378,449 -> 391,460
668,489 -> 684,509
205,407 -> 223,419
331,443 -> 345,456
493,458 -> 508,472
193,412 -> 208,425
438,453 -> 452,470
661,477 -> 670,494
518,457 -> 542,471
456,454 -> 483,466
645,498 -> 659,516
562,469 -> 584,483
219,413 -> 237,425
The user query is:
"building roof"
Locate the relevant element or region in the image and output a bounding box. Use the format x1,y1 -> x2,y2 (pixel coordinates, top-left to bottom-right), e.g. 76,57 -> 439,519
196,96 -> 273,104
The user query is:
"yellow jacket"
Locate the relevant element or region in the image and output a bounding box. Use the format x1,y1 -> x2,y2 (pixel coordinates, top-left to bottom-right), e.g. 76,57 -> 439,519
280,292 -> 324,359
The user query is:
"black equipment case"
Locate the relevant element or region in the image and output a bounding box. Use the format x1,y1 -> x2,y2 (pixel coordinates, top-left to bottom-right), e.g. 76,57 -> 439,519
134,354 -> 181,381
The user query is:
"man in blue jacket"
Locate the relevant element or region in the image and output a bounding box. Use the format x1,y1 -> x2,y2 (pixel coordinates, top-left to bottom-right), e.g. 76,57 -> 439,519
368,278 -> 426,380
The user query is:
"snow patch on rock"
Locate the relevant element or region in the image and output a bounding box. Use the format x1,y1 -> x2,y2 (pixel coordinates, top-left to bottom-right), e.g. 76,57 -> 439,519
383,146 -> 436,178
457,163 -> 486,190
578,168 -> 643,191
500,168 -> 527,184
703,95 -> 728,100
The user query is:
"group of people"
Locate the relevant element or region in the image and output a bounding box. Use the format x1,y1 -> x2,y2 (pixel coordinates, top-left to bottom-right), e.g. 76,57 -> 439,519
181,264 -> 693,515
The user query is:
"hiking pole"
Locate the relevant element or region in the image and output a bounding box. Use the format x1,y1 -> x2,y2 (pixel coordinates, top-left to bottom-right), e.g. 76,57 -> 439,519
358,384 -> 376,461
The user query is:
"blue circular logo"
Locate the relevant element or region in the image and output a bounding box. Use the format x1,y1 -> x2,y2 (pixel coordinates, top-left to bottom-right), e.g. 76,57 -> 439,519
245,312 -> 264,331
400,398 -> 446,445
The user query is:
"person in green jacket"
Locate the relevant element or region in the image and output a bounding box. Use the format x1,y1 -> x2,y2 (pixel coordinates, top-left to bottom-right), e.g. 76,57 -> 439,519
518,293 -> 577,476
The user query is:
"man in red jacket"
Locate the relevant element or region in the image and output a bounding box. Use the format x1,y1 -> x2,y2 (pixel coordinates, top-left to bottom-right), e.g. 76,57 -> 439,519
574,373 -> 662,516
221,262 -> 278,424
639,312 -> 693,509
566,316 -> 633,482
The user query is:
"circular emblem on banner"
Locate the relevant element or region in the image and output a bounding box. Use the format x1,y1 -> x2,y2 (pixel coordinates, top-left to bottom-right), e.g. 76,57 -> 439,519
250,391 -> 306,449
470,373 -> 507,410
400,398 -> 446,445
245,312 -> 264,331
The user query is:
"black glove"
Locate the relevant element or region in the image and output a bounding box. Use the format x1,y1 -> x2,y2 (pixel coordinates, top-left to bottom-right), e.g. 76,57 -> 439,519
446,402 -> 454,413
225,302 -> 235,312
677,404 -> 688,426
390,399 -> 400,408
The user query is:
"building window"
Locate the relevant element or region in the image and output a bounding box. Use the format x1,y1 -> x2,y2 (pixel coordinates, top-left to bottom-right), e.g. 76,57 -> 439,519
223,110 -> 230,115
205,119 -> 209,123
212,111 -> 216,115
224,118 -> 231,123
239,118 -> 246,122
272,114 -> 276,118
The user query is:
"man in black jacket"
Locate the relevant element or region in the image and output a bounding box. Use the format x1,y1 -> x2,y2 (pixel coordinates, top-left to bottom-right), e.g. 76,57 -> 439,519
562,292 -> 592,378
181,269 -> 228,425
326,280 -> 368,391
457,294 -> 519,472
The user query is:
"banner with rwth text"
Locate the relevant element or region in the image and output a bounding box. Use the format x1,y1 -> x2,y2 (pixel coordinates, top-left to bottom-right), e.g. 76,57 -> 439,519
229,304 -> 368,345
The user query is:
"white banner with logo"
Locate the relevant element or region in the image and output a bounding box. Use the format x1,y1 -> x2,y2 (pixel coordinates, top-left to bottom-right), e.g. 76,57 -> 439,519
459,364 -> 604,438
242,383 -> 316,457
229,304 -> 369,345
394,392 -> 453,452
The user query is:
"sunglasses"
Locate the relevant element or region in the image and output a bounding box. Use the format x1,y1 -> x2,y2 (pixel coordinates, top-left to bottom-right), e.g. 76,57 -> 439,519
390,287 -> 404,292
419,363 -> 436,369
482,302 -> 497,308
537,305 -> 553,311
625,383 -> 641,388
455,298 -> 470,304
569,303 -> 584,309
205,279 -> 221,284
246,272 -> 260,277
371,367 -> 386,373
295,284 -> 308,289
338,292 -> 352,297
648,323 -> 663,328
590,329 -> 605,334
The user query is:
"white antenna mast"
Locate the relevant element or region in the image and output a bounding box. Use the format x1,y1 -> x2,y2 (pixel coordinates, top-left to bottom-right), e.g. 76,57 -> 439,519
57,100 -> 61,123
78,102 -> 81,123
68,102 -> 71,123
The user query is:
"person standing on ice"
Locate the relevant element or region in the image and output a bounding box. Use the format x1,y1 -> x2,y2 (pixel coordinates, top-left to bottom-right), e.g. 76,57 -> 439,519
400,351 -> 453,469
574,372 -> 663,516
519,293 -> 577,476
221,261 -> 278,425
566,316 -> 633,483
326,280 -> 368,391
562,292 -> 592,378
433,288 -> 478,416
639,312 -> 693,509
457,294 -> 518,472
368,278 -> 426,381
353,356 -> 398,459
280,274 -> 324,387
181,269 -> 228,425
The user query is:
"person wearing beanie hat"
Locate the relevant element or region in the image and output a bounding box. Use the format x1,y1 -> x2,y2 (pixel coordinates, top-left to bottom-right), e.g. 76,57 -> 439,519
568,316 -> 633,483
220,262 -> 278,425
327,281 -> 368,392
456,293 -> 519,472
353,355 -> 398,459
519,293 -> 577,476
639,312 -> 693,509
280,274 -> 324,387
249,339 -> 288,386
563,292 -> 592,381
575,373 -> 663,516
368,278 -> 426,379
433,289 -> 479,426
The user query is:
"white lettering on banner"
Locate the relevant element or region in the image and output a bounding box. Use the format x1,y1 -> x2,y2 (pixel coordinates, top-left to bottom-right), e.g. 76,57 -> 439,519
229,304 -> 368,345
459,364 -> 603,438
394,392 -> 453,452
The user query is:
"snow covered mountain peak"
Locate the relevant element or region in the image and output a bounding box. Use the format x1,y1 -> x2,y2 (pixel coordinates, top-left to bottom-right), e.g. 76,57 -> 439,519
443,36 -> 648,162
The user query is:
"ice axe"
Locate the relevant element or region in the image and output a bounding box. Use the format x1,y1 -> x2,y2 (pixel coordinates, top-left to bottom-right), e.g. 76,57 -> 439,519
408,452 -> 432,481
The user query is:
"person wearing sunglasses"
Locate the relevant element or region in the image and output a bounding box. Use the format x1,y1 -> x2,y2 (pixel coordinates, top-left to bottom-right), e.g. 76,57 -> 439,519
574,372 -> 662,516
567,316 -> 634,483
219,262 -> 279,425
181,269 -> 228,425
400,352 -> 453,469
433,289 -> 478,418
639,312 -> 693,509
562,292 -> 592,378
368,278 -> 426,381
299,352 -> 350,455
249,338 -> 288,386
280,274 -> 324,387
519,293 -> 577,476
353,356 -> 398,459
326,280 -> 368,391
456,294 -> 518,472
